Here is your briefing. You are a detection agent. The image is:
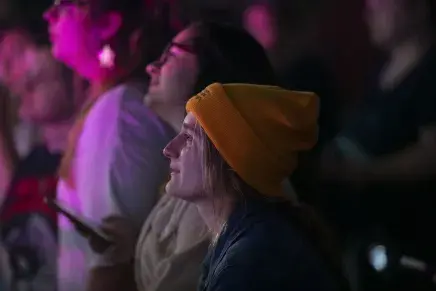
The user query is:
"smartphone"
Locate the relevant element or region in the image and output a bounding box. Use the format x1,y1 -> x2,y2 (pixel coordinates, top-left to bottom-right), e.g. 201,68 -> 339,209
45,197 -> 112,247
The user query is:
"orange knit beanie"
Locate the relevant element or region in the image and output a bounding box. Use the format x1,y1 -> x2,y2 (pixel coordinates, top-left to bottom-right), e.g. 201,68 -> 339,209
186,83 -> 319,197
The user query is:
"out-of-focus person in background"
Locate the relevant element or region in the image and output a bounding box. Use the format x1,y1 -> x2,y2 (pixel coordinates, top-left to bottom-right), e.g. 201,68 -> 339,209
43,0 -> 174,290
239,0 -> 340,204
0,28 -> 83,291
0,0 -> 56,160
321,0 -> 436,290
89,21 -> 286,291
241,0 -> 339,146
0,28 -> 41,159
0,84 -> 15,291
174,0 -> 340,146
0,83 -> 18,213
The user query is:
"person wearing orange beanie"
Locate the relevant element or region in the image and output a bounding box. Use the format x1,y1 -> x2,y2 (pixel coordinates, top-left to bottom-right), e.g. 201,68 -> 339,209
163,83 -> 348,291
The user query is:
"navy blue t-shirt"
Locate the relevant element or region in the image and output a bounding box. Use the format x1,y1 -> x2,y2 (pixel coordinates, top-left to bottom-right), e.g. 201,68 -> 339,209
198,198 -> 343,291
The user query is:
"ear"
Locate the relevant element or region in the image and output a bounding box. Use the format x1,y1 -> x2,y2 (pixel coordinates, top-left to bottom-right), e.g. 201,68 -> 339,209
96,11 -> 123,41
243,4 -> 276,50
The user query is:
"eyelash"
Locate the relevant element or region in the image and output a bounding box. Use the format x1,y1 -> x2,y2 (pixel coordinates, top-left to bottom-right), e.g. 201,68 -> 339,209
183,133 -> 193,143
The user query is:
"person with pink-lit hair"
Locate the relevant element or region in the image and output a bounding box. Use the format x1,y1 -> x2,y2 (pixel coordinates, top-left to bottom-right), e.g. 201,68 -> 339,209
44,0 -> 174,290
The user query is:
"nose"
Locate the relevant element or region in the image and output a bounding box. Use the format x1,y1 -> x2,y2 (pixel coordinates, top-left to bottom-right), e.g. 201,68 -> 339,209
163,137 -> 179,159
145,60 -> 161,76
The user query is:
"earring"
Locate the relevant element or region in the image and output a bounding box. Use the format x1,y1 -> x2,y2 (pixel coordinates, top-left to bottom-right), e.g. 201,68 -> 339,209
98,44 -> 115,68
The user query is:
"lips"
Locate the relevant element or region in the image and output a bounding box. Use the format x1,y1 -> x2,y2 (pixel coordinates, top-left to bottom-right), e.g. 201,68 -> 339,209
169,166 -> 179,174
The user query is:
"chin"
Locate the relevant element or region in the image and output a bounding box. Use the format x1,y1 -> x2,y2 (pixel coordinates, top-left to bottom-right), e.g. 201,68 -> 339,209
145,89 -> 163,102
165,184 -> 187,200
50,44 -> 63,60
165,183 -> 204,202
50,47 -> 76,70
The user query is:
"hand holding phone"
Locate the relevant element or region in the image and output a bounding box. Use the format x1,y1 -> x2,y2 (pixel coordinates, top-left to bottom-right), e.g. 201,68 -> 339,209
44,197 -> 113,251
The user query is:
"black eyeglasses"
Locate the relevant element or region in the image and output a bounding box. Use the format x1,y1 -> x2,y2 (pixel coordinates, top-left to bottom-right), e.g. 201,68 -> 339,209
170,42 -> 196,54
152,41 -> 196,68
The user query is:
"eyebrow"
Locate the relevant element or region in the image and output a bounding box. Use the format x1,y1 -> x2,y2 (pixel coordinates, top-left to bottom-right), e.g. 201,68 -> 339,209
182,122 -> 196,131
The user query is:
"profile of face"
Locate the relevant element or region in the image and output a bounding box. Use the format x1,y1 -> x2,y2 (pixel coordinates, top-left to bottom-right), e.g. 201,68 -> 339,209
146,27 -> 199,104
17,49 -> 72,123
0,32 -> 32,86
364,0 -> 425,49
0,31 -> 71,123
163,113 -> 205,201
44,0 -> 122,79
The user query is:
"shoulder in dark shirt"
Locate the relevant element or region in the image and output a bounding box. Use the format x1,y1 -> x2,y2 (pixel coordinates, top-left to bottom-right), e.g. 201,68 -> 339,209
199,199 -> 341,291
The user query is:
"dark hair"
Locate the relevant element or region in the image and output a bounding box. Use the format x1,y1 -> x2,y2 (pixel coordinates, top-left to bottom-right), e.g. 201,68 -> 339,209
170,1 -> 241,30
188,21 -> 278,93
88,0 -> 173,80
425,0 -> 436,28
2,0 -> 52,45
241,0 -> 323,35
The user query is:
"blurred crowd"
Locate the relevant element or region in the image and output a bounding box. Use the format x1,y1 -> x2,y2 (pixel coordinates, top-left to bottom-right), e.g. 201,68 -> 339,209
0,0 -> 435,291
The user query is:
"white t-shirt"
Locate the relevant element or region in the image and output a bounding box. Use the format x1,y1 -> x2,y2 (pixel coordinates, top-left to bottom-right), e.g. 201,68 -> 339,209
57,84 -> 174,291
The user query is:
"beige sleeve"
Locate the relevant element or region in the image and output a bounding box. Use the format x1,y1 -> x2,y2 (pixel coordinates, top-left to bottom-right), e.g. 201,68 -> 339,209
153,239 -> 210,291
135,198 -> 210,291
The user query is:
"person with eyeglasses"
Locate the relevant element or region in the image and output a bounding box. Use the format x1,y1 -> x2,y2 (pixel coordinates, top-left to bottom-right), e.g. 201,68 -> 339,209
85,22 -> 298,291
43,0 -> 174,291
